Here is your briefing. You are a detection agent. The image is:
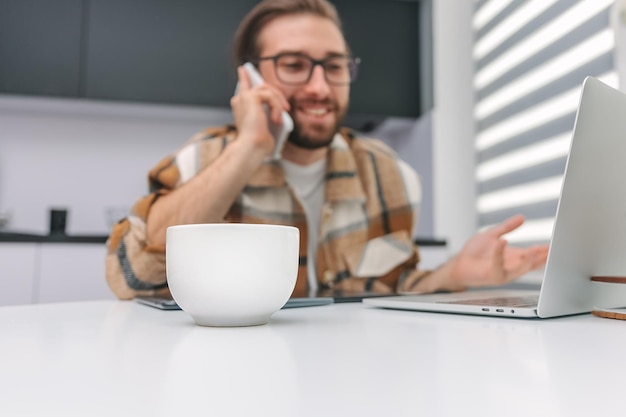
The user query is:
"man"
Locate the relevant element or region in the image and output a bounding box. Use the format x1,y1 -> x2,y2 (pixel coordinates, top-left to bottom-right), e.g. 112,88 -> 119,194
105,0 -> 548,300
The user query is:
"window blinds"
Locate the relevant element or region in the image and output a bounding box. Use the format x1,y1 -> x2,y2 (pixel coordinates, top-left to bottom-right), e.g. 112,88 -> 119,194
473,0 -> 617,245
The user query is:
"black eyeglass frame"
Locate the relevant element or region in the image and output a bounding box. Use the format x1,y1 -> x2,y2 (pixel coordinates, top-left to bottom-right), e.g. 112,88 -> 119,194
253,53 -> 361,86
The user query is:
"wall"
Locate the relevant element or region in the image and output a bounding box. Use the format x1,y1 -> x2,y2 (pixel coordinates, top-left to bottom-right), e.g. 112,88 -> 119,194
0,95 -> 435,237
431,0 -> 476,252
0,95 -> 232,235
613,0 -> 626,91
370,112 -> 434,237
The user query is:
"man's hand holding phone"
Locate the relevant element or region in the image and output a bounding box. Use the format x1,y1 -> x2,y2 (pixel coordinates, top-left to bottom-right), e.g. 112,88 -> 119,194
231,63 -> 294,161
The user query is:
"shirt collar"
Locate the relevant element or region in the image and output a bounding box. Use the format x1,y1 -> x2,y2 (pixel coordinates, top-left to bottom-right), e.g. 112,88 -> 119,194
245,129 -> 366,203
324,130 -> 366,203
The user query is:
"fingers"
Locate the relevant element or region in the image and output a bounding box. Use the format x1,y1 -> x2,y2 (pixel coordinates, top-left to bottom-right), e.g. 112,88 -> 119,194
270,104 -> 285,125
234,66 -> 289,124
502,244 -> 549,282
487,214 -> 525,238
255,88 -> 289,124
235,65 -> 290,108
493,238 -> 507,281
236,66 -> 252,94
503,250 -> 534,282
495,238 -> 507,260
530,244 -> 549,269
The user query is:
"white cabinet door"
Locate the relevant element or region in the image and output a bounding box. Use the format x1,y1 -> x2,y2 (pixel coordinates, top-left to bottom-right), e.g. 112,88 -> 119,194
0,243 -> 37,306
418,246 -> 449,270
37,244 -> 115,303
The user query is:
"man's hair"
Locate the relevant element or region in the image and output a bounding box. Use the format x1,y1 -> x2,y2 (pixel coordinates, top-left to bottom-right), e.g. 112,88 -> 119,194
232,0 -> 344,66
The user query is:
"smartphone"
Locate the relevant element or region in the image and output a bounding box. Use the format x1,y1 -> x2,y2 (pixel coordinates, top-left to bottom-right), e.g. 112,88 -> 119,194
133,295 -> 333,310
134,296 -> 181,310
235,62 -> 294,160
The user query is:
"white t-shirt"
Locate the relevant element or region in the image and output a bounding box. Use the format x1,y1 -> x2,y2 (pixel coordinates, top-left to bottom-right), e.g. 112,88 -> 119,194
281,158 -> 327,295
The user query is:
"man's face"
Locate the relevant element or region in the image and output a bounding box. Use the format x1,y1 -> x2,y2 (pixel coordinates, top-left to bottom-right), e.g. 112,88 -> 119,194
256,14 -> 350,149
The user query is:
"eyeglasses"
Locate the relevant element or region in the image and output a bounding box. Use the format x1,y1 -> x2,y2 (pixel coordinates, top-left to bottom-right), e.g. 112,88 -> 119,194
254,53 -> 360,86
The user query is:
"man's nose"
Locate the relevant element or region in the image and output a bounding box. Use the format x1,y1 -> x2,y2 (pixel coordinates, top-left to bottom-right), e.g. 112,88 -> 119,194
304,64 -> 331,96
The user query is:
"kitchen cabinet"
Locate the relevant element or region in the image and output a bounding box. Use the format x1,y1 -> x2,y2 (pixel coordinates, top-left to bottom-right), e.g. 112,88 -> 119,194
1,0 -> 423,122
0,0 -> 82,97
37,243 -> 114,303
84,0 -> 257,106
417,245 -> 449,270
0,239 -> 114,307
0,0 -> 257,108
0,243 -> 37,306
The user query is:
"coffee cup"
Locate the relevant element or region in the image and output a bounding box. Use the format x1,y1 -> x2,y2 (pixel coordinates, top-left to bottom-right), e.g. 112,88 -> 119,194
166,223 -> 299,327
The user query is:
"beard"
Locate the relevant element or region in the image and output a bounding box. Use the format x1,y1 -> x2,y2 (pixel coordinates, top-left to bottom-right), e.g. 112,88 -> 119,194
286,97 -> 348,150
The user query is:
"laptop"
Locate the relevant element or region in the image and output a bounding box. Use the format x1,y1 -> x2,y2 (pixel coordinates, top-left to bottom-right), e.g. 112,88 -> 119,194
364,76 -> 626,318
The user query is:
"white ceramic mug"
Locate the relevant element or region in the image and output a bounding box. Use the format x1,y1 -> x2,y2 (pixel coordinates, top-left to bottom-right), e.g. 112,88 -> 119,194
166,223 -> 299,327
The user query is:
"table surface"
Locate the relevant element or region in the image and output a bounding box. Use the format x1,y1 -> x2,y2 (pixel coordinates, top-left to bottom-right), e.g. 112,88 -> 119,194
1,300 -> 625,417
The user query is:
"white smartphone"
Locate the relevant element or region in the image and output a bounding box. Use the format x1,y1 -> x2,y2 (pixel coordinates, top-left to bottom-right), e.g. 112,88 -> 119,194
235,62 -> 294,160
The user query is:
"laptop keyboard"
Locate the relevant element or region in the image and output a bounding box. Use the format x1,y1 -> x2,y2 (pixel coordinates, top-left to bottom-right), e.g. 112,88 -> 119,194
439,295 -> 539,308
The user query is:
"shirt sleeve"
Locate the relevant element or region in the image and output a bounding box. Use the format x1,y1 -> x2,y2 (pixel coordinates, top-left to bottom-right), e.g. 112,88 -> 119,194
104,127 -> 231,299
105,153 -> 179,300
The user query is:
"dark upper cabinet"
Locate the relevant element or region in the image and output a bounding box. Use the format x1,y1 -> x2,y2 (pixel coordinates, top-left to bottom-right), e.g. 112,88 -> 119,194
0,0 -> 83,97
84,0 -> 258,107
0,0 -> 424,122
335,0 -> 419,118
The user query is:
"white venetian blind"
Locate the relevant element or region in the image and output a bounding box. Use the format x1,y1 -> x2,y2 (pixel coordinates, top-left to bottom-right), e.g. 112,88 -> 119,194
473,0 -> 618,245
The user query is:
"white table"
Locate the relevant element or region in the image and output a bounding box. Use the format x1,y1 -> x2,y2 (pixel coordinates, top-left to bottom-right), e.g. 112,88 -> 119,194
1,300 -> 624,417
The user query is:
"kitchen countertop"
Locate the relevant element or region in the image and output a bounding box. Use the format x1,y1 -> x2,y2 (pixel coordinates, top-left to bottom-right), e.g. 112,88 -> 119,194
1,300 -> 623,417
0,231 -> 445,246
0,231 -> 108,244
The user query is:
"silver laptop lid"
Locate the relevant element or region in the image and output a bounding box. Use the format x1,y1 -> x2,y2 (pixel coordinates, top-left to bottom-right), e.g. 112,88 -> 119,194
538,76 -> 626,317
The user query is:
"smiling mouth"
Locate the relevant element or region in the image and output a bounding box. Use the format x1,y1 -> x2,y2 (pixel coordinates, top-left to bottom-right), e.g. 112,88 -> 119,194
289,97 -> 338,124
297,106 -> 334,120
303,108 -> 329,116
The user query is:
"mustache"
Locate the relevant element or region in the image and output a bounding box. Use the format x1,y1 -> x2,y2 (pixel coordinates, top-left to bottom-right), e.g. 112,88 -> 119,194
288,97 -> 338,110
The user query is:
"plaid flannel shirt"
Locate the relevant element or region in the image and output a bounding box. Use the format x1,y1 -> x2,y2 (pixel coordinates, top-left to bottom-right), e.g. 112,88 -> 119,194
105,125 -> 430,299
